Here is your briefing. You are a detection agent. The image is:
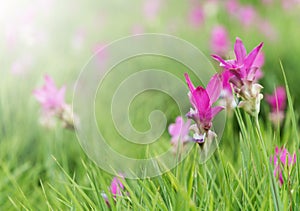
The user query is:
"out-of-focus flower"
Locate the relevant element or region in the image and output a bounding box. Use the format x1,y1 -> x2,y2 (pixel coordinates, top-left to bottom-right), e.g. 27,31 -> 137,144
238,6 -> 257,27
266,86 -> 286,125
188,5 -> 205,28
33,75 -> 66,113
212,37 -> 264,116
131,24 -> 145,35
102,175 -> 125,207
225,0 -> 240,16
270,146 -> 296,186
11,55 -> 34,75
33,75 -> 75,129
184,73 -> 224,144
168,116 -> 191,152
210,25 -> 230,57
143,0 -> 161,21
71,28 -> 86,51
258,19 -> 278,42
93,43 -> 108,66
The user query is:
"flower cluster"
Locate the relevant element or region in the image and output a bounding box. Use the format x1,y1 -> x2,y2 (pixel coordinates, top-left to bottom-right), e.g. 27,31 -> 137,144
33,75 -> 75,129
270,146 -> 296,186
212,37 -> 264,116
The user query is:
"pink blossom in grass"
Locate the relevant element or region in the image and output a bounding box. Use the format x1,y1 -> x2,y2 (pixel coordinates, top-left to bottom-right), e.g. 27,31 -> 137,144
168,116 -> 191,151
271,146 -> 296,186
188,5 -> 205,28
212,37 -> 264,116
184,73 -> 224,144
266,87 -> 286,125
33,75 -> 66,114
210,25 -> 230,56
102,176 -> 125,207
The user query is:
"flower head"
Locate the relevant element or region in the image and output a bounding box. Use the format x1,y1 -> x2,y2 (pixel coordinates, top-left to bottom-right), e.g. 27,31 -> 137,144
212,37 -> 264,116
33,75 -> 66,114
266,86 -> 286,125
184,73 -> 223,143
271,146 -> 296,186
102,175 -> 125,207
210,25 -> 230,56
168,116 -> 191,152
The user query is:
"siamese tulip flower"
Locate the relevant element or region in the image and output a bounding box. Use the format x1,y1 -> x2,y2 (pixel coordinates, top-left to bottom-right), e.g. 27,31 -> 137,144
210,25 -> 230,56
102,176 -> 125,207
271,146 -> 296,186
212,37 -> 264,116
33,75 -> 66,114
33,75 -> 75,129
184,73 -> 224,144
168,116 -> 191,152
266,87 -> 286,125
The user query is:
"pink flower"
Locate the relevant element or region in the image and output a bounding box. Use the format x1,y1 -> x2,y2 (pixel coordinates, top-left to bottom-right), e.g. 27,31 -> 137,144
266,87 -> 286,113
143,0 -> 161,20
184,73 -> 223,143
188,5 -> 205,28
102,176 -> 125,207
168,116 -> 191,150
266,87 -> 286,125
212,37 -> 264,116
238,6 -> 257,27
271,146 -> 296,186
225,0 -> 240,16
212,37 -> 263,82
110,176 -> 124,197
210,25 -> 230,56
33,75 -> 66,114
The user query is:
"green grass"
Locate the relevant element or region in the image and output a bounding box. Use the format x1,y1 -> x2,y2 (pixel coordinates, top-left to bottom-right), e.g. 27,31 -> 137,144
1,0 -> 300,210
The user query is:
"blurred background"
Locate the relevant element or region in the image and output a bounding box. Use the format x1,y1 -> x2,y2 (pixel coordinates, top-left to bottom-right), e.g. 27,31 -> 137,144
1,0 -> 300,106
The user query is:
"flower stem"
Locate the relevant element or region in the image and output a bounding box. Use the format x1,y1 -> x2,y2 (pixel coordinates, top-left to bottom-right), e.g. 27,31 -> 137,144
254,116 -> 282,211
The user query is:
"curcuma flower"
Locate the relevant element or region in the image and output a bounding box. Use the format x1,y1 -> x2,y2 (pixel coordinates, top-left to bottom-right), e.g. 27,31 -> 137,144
184,73 -> 224,144
33,75 -> 66,113
168,116 -> 191,152
270,146 -> 296,186
33,75 -> 75,129
212,37 -> 264,116
102,176 -> 125,207
266,86 -> 286,125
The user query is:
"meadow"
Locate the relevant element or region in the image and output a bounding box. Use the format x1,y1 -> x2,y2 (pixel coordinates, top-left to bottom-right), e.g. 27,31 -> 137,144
1,0 -> 300,210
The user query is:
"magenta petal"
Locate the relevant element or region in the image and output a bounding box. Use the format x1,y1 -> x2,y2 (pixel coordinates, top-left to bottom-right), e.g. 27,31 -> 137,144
206,74 -> 222,104
234,37 -> 247,65
211,106 -> 224,118
211,54 -> 230,68
192,87 -> 210,113
244,42 -> 264,72
110,177 -> 124,197
184,73 -> 195,92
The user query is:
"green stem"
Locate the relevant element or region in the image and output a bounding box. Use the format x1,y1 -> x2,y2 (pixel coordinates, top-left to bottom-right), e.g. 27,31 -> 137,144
254,116 -> 282,211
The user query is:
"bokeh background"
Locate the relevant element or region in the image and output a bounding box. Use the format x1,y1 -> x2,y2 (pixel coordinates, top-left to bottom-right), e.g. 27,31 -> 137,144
1,0 -> 300,208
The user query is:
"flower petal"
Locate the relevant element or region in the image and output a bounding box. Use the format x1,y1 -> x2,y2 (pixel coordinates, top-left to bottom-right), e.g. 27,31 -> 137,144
192,86 -> 210,113
184,73 -> 195,92
211,54 -> 231,69
211,106 -> 224,118
206,74 -> 222,104
243,42 -> 264,72
234,37 -> 247,65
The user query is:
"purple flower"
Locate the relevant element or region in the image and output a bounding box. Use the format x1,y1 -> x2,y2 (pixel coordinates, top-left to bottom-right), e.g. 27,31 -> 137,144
238,6 -> 257,27
271,146 -> 296,186
212,37 -> 264,116
212,37 -> 263,82
33,75 -> 75,129
102,176 -> 125,207
210,25 -> 230,56
143,0 -> 161,21
168,116 -> 191,151
266,87 -> 286,125
188,5 -> 205,28
184,73 -> 224,143
33,75 -> 66,114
